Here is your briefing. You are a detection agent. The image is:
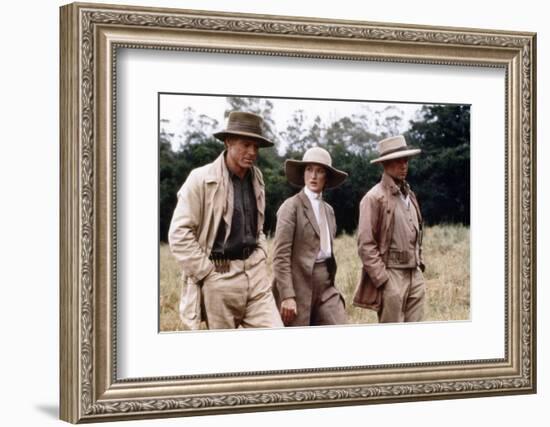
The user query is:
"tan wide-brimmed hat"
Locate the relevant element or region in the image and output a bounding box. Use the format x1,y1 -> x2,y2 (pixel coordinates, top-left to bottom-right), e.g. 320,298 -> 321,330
370,135 -> 421,164
213,111 -> 274,148
285,147 -> 348,189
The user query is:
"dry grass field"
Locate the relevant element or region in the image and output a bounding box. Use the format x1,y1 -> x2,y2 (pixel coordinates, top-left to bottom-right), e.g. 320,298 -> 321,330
160,224 -> 470,331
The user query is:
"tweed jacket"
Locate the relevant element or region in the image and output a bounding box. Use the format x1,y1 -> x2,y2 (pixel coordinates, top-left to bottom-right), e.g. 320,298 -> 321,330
272,190 -> 339,326
353,173 -> 424,311
168,152 -> 268,327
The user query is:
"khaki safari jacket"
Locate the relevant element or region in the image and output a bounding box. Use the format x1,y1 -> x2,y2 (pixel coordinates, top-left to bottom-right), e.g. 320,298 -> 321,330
272,190 -> 339,326
353,172 -> 424,311
168,152 -> 268,326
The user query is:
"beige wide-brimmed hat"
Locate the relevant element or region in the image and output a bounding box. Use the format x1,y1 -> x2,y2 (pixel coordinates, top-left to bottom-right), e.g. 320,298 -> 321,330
213,111 -> 274,148
285,147 -> 348,189
370,135 -> 421,164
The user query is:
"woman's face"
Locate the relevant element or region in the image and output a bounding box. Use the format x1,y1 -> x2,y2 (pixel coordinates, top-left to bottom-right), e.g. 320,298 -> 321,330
304,163 -> 327,194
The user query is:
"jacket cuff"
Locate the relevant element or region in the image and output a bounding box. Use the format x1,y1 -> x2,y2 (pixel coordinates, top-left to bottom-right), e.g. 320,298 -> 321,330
373,270 -> 389,288
278,286 -> 296,301
195,262 -> 215,283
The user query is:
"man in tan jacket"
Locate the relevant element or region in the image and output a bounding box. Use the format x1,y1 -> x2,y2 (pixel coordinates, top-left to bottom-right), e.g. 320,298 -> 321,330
353,135 -> 426,323
168,112 -> 283,330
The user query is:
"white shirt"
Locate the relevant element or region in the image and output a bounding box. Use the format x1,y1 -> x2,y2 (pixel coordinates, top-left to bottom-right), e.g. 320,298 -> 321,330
399,191 -> 411,208
304,187 -> 332,261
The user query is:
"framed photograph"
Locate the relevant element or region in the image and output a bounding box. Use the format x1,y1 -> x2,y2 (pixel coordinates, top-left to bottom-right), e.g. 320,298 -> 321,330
158,93 -> 471,332
60,2 -> 536,423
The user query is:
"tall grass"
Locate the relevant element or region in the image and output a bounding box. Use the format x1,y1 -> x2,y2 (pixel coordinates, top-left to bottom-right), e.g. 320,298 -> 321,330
160,224 -> 470,331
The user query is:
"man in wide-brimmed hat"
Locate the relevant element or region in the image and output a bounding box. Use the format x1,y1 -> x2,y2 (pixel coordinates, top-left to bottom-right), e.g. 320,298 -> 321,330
272,146 -> 349,326
353,135 -> 426,323
168,111 -> 283,330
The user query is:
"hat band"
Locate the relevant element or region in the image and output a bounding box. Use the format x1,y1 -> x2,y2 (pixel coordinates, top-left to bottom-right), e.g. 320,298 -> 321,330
302,158 -> 331,167
379,145 -> 412,157
226,123 -> 262,135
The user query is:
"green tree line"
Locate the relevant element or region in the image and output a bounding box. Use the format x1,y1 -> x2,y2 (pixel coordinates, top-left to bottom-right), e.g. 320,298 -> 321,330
159,99 -> 470,242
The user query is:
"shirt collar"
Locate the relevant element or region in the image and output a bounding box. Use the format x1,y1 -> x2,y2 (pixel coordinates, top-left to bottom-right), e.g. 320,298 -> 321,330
229,169 -> 251,181
304,186 -> 322,201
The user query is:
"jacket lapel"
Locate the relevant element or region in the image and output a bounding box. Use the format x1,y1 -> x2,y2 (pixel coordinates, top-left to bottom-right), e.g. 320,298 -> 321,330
251,166 -> 265,234
381,173 -> 398,236
203,154 -> 225,245
205,172 -> 219,207
298,190 -> 320,237
409,191 -> 422,231
325,203 -> 336,240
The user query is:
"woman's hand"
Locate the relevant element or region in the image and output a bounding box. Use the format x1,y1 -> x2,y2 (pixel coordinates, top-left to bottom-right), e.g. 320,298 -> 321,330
280,298 -> 297,325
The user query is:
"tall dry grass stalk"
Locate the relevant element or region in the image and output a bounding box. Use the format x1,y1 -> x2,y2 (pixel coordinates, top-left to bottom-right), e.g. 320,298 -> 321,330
160,224 -> 470,331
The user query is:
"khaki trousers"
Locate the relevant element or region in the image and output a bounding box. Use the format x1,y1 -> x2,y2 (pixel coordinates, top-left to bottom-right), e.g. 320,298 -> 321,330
309,262 -> 348,326
202,249 -> 283,330
378,268 -> 425,323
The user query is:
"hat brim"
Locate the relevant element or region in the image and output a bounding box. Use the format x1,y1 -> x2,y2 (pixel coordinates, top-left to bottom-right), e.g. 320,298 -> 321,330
284,159 -> 348,190
370,148 -> 421,164
214,130 -> 274,148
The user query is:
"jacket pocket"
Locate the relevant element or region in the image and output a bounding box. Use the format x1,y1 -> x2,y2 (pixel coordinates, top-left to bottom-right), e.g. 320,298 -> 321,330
352,268 -> 382,311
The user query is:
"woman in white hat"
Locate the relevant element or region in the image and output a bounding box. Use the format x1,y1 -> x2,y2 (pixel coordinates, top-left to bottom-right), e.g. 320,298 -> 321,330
272,147 -> 348,326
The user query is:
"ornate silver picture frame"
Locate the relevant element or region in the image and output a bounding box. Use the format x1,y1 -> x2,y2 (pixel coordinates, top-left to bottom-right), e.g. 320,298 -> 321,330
60,2 -> 536,423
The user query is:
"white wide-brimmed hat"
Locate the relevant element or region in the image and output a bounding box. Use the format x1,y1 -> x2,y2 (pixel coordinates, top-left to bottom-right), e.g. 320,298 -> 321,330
285,147 -> 348,189
214,111 -> 274,148
370,135 -> 421,164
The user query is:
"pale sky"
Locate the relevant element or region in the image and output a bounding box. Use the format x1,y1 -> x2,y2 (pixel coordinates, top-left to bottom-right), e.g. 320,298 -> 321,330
160,93 -> 424,153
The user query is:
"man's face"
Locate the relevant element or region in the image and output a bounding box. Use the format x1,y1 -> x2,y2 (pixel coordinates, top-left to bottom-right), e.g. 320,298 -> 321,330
304,163 -> 327,194
225,136 -> 260,171
383,157 -> 409,181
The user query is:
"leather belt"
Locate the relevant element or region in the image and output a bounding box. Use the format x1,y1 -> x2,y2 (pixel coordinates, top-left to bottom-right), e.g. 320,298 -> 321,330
210,246 -> 256,261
